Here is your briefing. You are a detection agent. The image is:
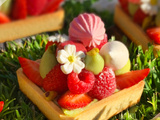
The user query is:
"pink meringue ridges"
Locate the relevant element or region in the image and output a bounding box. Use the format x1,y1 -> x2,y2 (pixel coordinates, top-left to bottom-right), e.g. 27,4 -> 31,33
69,13 -> 106,48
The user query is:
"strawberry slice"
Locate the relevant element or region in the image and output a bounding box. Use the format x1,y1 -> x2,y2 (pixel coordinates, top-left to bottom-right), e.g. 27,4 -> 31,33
128,0 -> 140,4
18,57 -> 43,87
146,27 -> 160,44
133,8 -> 148,25
58,91 -> 92,110
116,68 -> 150,90
45,41 -> 58,51
11,0 -> 27,20
0,101 -> 4,112
0,12 -> 10,24
27,0 -> 47,16
118,0 -> 129,14
41,0 -> 64,14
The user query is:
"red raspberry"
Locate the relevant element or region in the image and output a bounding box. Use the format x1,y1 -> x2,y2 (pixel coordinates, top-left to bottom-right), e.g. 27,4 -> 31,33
88,67 -> 116,100
43,64 -> 68,94
68,69 -> 95,94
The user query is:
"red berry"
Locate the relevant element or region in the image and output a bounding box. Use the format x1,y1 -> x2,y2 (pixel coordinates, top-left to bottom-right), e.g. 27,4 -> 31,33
88,67 -> 116,100
0,12 -> 10,23
116,68 -> 150,90
128,0 -> 140,4
146,27 -> 160,44
86,34 -> 107,51
27,0 -> 47,16
133,8 -> 148,25
68,69 -> 95,94
58,91 -> 92,110
45,41 -> 58,51
18,57 -> 44,86
43,64 -> 68,94
11,0 -> 27,20
41,0 -> 64,14
57,40 -> 87,53
0,101 -> 4,112
118,0 -> 129,14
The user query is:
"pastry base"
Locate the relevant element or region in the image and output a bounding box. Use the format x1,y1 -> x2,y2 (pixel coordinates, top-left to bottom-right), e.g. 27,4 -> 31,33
17,68 -> 145,120
114,5 -> 160,52
0,8 -> 64,43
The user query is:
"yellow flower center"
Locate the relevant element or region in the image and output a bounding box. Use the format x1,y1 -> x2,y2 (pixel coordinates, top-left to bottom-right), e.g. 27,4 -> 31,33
150,0 -> 157,5
68,56 -> 75,63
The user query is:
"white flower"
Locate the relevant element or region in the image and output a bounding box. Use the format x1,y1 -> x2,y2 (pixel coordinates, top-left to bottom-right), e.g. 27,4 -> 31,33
57,44 -> 85,74
140,0 -> 159,16
48,34 -> 68,43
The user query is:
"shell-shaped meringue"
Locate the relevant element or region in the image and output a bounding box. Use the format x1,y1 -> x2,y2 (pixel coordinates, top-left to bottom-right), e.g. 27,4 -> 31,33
69,13 -> 106,47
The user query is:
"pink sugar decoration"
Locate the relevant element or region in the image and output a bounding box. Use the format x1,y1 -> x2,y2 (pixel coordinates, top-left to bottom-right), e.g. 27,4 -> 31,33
69,13 -> 106,48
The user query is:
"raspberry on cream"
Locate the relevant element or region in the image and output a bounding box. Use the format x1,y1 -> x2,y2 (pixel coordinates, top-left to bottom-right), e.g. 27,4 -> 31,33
57,44 -> 85,74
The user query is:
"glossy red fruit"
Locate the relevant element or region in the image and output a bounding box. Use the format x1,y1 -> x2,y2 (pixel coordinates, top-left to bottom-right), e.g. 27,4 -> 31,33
11,0 -> 27,20
27,0 -> 47,16
119,0 -> 129,14
68,69 -> 95,94
86,34 -> 108,51
18,57 -> 44,86
45,41 -> 58,51
146,27 -> 160,44
0,101 -> 4,112
43,64 -> 68,94
128,0 -> 140,4
41,0 -> 64,14
0,12 -> 10,23
133,8 -> 148,25
116,68 -> 150,90
58,91 -> 92,110
88,67 -> 116,100
57,40 -> 87,53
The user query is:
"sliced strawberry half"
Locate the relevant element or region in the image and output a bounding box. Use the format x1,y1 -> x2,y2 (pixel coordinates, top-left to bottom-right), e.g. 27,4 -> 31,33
57,91 -> 92,110
118,0 -> 129,14
0,12 -> 10,23
116,68 -> 150,90
11,0 -> 27,20
18,57 -> 43,86
41,0 -> 64,14
0,101 -> 4,112
133,8 -> 148,25
146,27 -> 160,44
27,0 -> 47,16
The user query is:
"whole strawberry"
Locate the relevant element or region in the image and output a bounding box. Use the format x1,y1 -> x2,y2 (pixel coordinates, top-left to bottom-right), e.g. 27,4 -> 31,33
88,67 -> 116,100
43,64 -> 68,94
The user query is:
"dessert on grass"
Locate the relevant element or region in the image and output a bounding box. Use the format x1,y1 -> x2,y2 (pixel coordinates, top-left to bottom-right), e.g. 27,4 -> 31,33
18,13 -> 150,118
118,0 -> 160,44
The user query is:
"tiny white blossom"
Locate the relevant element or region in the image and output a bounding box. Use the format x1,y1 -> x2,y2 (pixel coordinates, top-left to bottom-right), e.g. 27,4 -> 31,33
140,0 -> 159,16
48,34 -> 68,43
57,44 -> 85,74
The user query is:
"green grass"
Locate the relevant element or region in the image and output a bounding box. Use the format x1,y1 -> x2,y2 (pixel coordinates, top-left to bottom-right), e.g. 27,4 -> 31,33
0,0 -> 160,119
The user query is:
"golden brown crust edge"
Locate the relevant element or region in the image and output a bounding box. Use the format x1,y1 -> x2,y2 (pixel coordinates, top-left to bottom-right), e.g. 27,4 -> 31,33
17,68 -> 145,120
0,8 -> 64,43
114,5 -> 160,51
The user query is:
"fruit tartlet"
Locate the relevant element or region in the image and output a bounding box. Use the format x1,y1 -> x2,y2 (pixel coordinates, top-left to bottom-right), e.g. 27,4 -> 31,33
17,13 -> 150,120
0,0 -> 64,43
114,0 -> 160,51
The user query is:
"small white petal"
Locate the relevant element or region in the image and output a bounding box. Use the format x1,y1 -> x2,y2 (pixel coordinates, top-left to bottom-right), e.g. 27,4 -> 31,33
64,45 -> 76,56
75,51 -> 85,59
61,63 -> 73,74
57,50 -> 69,64
73,60 -> 85,73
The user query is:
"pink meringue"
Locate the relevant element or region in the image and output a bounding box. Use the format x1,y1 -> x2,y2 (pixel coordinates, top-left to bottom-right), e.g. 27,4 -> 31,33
69,13 -> 106,48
